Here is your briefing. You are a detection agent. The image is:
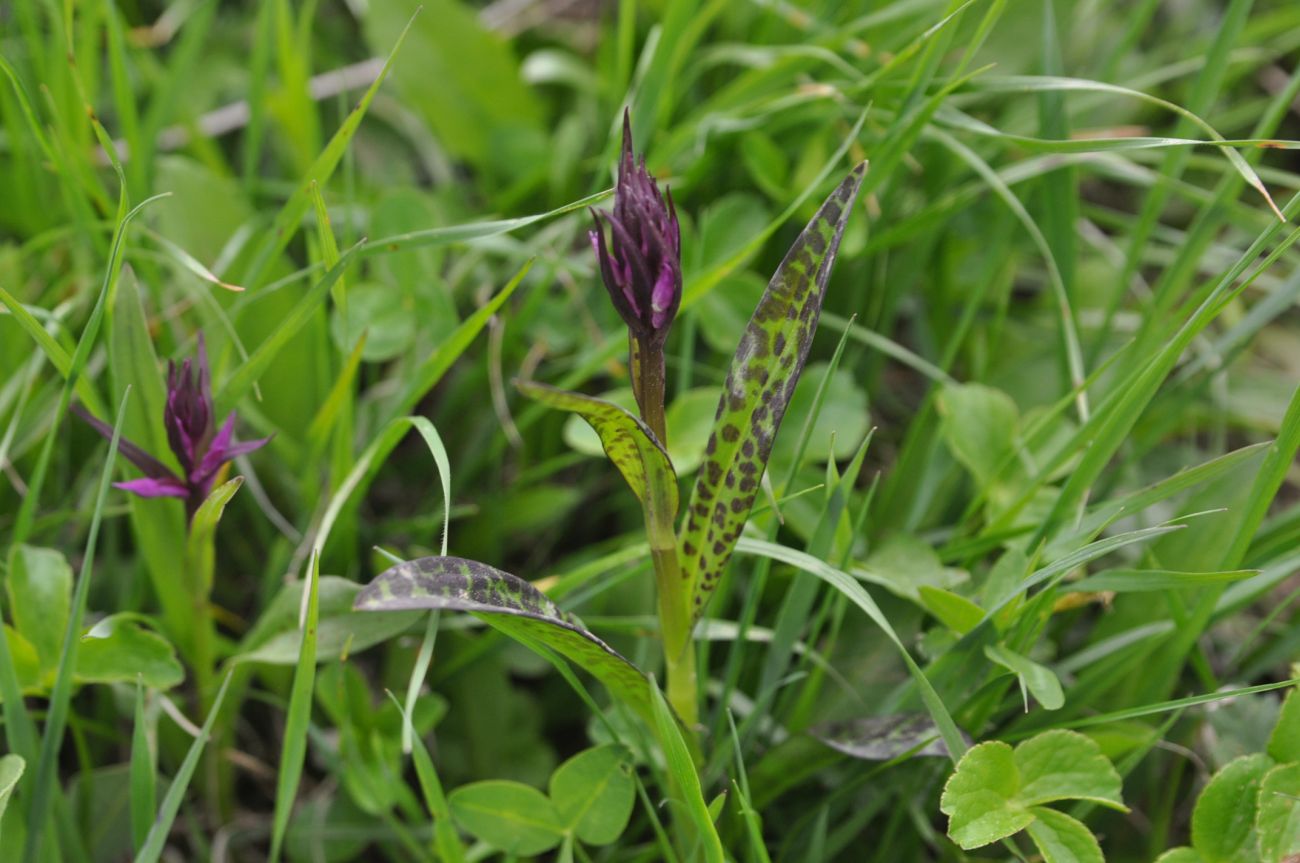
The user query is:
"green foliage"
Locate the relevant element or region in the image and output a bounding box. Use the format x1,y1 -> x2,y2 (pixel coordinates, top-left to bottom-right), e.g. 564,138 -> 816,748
355,556 -> 655,719
679,163 -> 865,618
448,746 -> 636,855
3,0 -> 1300,859
941,730 -> 1125,853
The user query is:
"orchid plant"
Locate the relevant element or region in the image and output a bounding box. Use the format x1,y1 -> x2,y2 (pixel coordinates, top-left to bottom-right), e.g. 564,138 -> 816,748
354,113 -> 865,752
75,336 -> 269,522
75,337 -> 267,714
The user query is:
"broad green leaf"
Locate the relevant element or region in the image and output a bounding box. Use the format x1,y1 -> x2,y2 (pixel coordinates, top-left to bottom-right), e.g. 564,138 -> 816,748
236,576 -> 420,665
1015,730 -> 1125,809
1066,568 -> 1258,593
1257,762 -> 1300,862
680,162 -> 865,618
940,741 -> 1032,849
856,534 -> 968,603
1155,850 -> 1204,863
0,754 -> 23,824
985,645 -> 1065,711
920,586 -> 984,636
2,628 -> 40,692
548,745 -> 635,846
77,616 -> 183,690
6,545 -> 71,670
810,714 -> 955,761
354,556 -> 654,720
937,382 -> 1020,492
329,282 -> 417,362
516,380 -> 677,517
1025,807 -> 1104,863
449,781 -> 564,856
1269,689 -> 1300,763
1192,754 -> 1272,863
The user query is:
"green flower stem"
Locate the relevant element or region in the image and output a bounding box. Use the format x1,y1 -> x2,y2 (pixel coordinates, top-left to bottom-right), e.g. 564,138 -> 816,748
634,337 -> 698,731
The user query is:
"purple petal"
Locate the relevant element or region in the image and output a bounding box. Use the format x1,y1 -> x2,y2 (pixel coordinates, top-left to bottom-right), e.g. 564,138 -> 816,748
194,414 -> 270,484
115,477 -> 188,499
220,433 -> 272,462
71,404 -> 176,479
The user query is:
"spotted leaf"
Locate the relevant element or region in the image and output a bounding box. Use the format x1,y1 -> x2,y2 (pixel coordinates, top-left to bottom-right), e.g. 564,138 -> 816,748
515,379 -> 677,519
679,162 -> 866,618
354,556 -> 654,720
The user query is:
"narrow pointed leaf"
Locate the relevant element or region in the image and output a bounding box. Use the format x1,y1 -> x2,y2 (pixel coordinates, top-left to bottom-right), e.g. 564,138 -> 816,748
354,557 -> 654,720
680,163 -> 865,618
516,380 -> 677,516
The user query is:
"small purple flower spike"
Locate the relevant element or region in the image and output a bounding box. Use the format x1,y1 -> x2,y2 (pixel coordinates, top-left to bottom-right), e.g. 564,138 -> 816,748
589,109 -> 682,346
74,335 -> 270,520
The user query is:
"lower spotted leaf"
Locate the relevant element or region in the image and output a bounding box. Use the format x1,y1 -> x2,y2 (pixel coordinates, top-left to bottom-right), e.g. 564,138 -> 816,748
353,556 -> 655,721
1026,807 -> 1104,863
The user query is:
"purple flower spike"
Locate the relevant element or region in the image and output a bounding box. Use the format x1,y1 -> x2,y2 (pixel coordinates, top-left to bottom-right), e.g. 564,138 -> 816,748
74,335 -> 271,521
590,109 -> 682,346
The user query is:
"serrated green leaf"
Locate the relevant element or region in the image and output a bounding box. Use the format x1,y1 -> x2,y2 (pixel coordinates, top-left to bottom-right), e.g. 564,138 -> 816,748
516,380 -> 677,517
942,730 -> 1124,852
354,556 -> 654,720
1257,762 -> 1300,863
1025,807 -> 1104,863
548,745 -> 635,846
6,546 -> 71,671
1192,753 -> 1272,863
1269,689 -> 1300,763
449,781 -> 564,856
1015,730 -> 1125,809
680,163 -> 865,619
940,741 -> 1033,849
986,645 -> 1065,711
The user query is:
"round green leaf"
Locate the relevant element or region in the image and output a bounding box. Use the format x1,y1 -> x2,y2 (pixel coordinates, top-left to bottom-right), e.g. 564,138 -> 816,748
1026,807 -> 1104,863
449,780 -> 564,856
548,745 -> 635,846
1192,753 -> 1272,863
940,741 -> 1032,849
330,282 -> 418,362
1014,730 -> 1125,810
1257,762 -> 1300,862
